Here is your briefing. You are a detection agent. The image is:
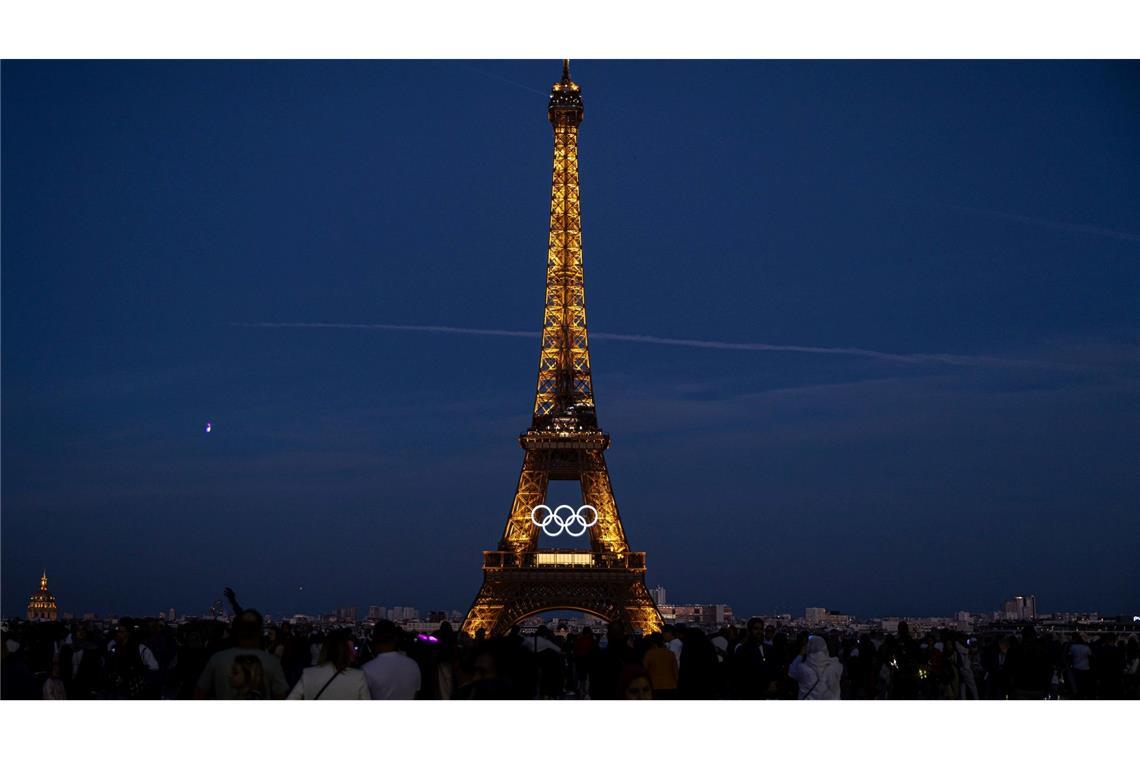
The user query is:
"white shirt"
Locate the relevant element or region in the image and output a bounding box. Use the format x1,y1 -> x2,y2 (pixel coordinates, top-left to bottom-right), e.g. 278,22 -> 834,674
287,664 -> 370,700
666,638 -> 683,668
362,651 -> 421,699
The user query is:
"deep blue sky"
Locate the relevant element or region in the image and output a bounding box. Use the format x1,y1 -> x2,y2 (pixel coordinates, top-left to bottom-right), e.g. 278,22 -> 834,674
3,60 -> 1138,619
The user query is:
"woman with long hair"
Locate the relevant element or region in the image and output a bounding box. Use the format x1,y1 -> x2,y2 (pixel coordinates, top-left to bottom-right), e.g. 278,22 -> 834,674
287,628 -> 369,700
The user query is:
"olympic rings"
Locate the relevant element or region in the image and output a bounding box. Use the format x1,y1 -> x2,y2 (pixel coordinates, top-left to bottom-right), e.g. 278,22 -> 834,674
530,504 -> 598,538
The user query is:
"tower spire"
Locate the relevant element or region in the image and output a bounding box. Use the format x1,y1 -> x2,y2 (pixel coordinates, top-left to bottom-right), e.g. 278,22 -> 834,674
537,59 -> 590,428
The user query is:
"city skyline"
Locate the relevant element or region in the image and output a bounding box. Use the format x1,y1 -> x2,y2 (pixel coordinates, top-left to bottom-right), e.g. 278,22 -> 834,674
3,60 -> 1138,619
10,565 -> 1130,625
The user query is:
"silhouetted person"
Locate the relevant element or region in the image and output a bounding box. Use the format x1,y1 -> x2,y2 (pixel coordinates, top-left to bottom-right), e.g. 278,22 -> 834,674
194,609 -> 288,699
106,621 -> 159,699
678,628 -> 719,698
362,620 -> 420,699
1093,634 -> 1125,699
456,647 -> 513,699
1,632 -> 39,700
731,617 -> 771,699
642,633 -> 678,698
1010,625 -> 1049,699
60,624 -> 105,699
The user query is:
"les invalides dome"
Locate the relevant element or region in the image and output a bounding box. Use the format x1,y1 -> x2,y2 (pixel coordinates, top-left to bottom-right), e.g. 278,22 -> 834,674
27,571 -> 58,622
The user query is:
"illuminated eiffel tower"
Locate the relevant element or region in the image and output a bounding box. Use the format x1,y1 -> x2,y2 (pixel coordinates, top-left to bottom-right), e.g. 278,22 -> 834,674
461,61 -> 663,637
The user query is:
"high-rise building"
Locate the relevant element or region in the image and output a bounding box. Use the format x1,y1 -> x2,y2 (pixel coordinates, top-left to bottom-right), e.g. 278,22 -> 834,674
27,571 -> 58,621
805,607 -> 827,625
337,607 -> 358,623
1002,595 -> 1037,620
367,606 -> 385,621
649,585 -> 667,607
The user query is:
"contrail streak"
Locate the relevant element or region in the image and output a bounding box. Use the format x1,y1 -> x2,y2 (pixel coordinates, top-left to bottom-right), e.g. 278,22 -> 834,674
460,64 -> 548,97
939,203 -> 1140,244
232,322 -> 1042,368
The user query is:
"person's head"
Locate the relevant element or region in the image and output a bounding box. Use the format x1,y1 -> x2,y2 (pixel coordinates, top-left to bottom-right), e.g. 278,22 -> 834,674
764,624 -> 776,640
114,623 -> 132,647
320,628 -> 355,670
372,620 -> 400,653
232,609 -> 264,647
472,650 -> 499,682
618,666 -> 653,699
746,617 -> 764,641
806,635 -> 829,657
897,621 -> 910,638
662,625 -> 676,642
648,632 -> 665,648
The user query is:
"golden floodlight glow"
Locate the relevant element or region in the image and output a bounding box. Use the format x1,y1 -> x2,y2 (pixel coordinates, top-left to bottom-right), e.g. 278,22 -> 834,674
461,62 -> 662,638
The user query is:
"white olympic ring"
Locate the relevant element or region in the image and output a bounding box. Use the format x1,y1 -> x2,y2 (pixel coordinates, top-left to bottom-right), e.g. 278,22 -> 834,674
530,504 -> 598,538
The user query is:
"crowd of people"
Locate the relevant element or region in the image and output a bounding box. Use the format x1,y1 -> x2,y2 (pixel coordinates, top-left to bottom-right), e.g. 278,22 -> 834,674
3,613 -> 1138,700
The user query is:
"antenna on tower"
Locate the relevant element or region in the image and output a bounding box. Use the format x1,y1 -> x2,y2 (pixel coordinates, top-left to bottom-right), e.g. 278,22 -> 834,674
562,59 -> 570,80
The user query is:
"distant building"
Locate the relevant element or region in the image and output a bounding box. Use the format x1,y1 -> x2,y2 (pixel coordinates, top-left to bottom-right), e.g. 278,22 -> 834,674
367,606 -> 385,621
27,571 -> 58,621
169,608 -> 177,622
805,607 -> 852,627
337,607 -> 358,623
660,603 -> 733,626
1002,595 -> 1037,620
649,585 -> 667,607
428,610 -> 448,623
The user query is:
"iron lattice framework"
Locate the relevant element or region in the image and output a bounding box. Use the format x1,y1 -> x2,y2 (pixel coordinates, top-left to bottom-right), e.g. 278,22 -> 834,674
462,62 -> 663,637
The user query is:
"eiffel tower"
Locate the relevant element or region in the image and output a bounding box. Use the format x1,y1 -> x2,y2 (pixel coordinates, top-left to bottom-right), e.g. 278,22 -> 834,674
461,61 -> 663,637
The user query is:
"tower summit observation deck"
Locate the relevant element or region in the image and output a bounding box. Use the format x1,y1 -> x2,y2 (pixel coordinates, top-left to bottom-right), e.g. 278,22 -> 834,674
461,62 -> 663,637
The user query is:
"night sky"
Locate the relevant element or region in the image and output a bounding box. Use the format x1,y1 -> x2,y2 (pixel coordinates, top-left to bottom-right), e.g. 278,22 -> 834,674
3,60 -> 1138,620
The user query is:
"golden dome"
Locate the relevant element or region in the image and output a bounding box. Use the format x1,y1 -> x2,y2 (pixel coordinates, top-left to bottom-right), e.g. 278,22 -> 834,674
27,571 -> 58,621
